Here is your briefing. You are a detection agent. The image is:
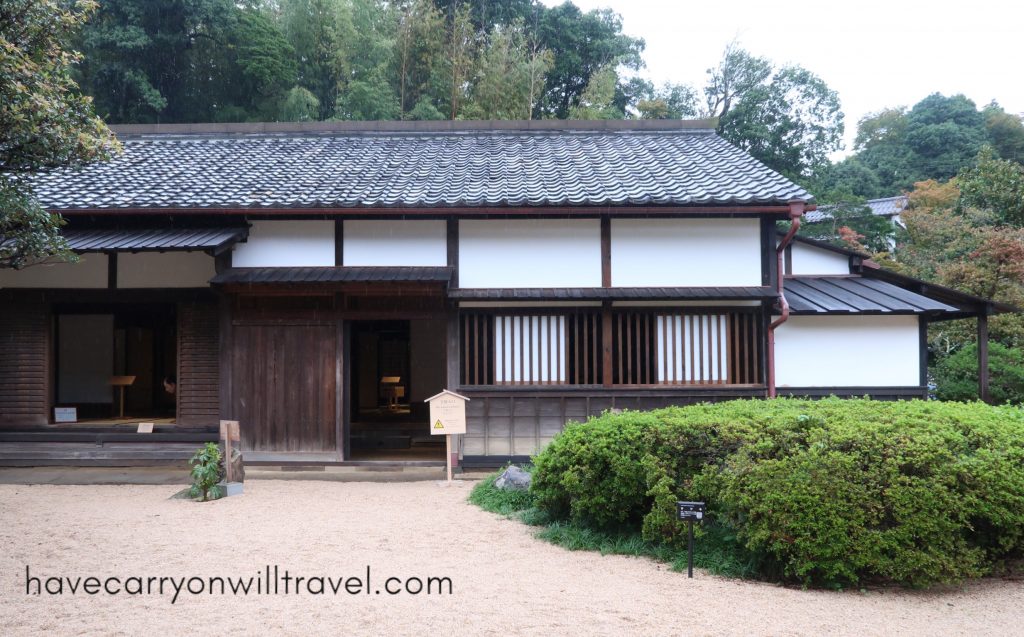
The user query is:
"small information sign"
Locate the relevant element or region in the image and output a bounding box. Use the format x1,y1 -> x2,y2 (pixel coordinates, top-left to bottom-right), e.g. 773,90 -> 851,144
54,407 -> 77,423
426,390 -> 468,436
677,501 -> 705,522
137,422 -> 154,434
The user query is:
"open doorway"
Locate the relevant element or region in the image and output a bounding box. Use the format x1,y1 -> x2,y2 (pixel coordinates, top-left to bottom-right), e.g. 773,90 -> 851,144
53,304 -> 177,425
349,318 -> 446,460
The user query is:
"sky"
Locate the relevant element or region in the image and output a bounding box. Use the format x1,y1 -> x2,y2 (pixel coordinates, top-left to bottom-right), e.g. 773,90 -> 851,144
542,0 -> 1024,158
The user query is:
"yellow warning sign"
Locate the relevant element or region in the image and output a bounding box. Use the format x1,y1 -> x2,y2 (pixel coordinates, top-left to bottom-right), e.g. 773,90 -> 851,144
425,390 -> 468,436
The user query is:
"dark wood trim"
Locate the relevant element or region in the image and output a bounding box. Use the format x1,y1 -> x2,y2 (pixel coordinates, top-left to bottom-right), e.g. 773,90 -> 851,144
919,317 -> 929,388
214,251 -> 231,274
446,219 -> 459,288
0,288 -> 218,304
601,302 -> 613,388
334,219 -> 344,266
978,313 -> 990,403
218,294 -> 233,420
760,217 -> 777,286
335,320 -> 345,459
601,217 -> 611,287
342,320 -> 352,461
776,386 -> 928,399
107,253 -> 117,289
55,205 -> 802,218
784,243 -> 793,276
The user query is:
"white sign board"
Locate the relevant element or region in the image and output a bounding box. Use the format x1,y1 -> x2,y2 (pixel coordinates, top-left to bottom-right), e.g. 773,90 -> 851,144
54,407 -> 77,423
425,390 -> 468,436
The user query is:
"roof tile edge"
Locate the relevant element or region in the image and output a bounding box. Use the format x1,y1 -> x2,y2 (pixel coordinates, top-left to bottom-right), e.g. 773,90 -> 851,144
110,118 -> 720,137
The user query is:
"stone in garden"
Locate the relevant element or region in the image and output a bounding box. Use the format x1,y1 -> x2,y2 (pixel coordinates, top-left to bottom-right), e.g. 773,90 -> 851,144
494,465 -> 531,490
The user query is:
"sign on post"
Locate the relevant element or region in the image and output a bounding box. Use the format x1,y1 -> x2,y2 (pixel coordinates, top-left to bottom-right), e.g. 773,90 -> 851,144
425,390 -> 469,484
677,501 -> 706,578
220,420 -> 240,484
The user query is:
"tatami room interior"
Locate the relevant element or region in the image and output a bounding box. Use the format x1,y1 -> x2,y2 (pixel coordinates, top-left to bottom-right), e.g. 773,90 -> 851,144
52,304 -> 177,426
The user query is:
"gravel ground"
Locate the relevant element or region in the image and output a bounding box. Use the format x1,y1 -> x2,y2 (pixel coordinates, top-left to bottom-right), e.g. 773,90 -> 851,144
1,480 -> 1020,636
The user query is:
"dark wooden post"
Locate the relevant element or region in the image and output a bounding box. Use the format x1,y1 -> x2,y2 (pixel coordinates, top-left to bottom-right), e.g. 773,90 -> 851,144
978,310 -> 990,403
601,301 -> 613,388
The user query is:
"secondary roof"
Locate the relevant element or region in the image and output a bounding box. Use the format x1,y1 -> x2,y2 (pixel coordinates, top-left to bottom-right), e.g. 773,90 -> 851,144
30,120 -> 813,212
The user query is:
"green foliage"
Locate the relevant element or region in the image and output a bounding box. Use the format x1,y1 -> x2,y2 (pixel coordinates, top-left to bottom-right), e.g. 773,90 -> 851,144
934,343 -> 1024,405
468,469 -> 536,517
280,85 -> 320,122
530,399 -> 1024,588
1,0 -> 119,269
796,198 -> 896,254
958,147 -> 1024,227
189,442 -> 224,502
983,101 -> 1024,164
568,65 -> 621,120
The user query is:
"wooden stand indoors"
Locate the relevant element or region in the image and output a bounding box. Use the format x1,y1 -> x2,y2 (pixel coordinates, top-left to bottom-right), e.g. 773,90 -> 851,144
110,376 -> 136,419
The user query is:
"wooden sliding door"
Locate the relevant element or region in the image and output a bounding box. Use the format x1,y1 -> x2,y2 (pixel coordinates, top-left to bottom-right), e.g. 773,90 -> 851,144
231,322 -> 340,453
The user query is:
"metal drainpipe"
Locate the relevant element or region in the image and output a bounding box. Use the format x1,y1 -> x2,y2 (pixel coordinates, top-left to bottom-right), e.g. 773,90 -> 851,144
767,201 -> 805,398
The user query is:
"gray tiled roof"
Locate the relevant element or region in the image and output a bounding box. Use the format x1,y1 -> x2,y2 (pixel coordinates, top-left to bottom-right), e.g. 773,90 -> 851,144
448,286 -> 776,300
31,129 -> 813,210
804,195 -> 907,223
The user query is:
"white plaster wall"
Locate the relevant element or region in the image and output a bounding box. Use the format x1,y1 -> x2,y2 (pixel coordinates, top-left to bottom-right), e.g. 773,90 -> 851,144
611,218 -> 761,287
459,220 -> 601,288
774,315 -> 920,387
117,252 -> 215,288
790,243 -> 851,275
231,220 -> 335,267
343,220 -> 446,266
0,254 -> 107,288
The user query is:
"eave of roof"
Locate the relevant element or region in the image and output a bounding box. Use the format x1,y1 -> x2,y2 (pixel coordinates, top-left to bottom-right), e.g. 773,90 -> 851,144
448,287 -> 776,301
62,227 -> 247,254
210,266 -> 453,285
784,276 -> 958,314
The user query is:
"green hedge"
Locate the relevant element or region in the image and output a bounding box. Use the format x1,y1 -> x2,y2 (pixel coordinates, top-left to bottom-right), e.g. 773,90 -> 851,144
934,342 -> 1024,405
530,398 -> 1024,588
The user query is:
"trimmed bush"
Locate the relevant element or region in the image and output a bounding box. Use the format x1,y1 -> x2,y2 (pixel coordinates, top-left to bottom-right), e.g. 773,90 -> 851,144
530,398 -> 1024,588
934,342 -> 1024,405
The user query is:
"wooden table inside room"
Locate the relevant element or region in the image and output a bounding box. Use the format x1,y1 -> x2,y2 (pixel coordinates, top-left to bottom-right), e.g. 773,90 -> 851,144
109,375 -> 136,419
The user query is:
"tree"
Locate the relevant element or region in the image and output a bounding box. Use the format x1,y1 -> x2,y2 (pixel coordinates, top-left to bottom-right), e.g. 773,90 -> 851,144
279,85 -> 320,121
334,0 -> 401,120
77,0 -> 239,123
903,93 -> 987,182
394,0 -> 444,118
957,147 -> 1024,227
983,102 -> 1024,164
1,0 -> 119,269
637,83 -> 698,120
703,44 -> 843,179
534,3 -> 644,119
568,65 -> 621,119
797,199 -> 897,254
280,0 -> 354,120
437,2 -> 477,119
466,21 -> 552,120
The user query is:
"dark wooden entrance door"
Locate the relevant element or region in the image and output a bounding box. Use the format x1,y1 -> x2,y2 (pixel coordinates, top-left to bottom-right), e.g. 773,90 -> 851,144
231,323 -> 340,453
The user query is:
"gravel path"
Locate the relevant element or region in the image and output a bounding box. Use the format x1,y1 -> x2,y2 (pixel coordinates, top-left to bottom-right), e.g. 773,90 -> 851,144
1,480 -> 1019,636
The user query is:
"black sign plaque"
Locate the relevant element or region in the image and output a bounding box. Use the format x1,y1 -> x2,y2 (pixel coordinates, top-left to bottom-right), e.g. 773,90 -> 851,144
677,501 -> 705,522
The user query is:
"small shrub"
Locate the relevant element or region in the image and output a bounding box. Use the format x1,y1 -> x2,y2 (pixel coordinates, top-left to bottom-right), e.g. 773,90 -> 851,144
468,469 -> 535,517
934,342 -> 1024,405
189,442 -> 224,502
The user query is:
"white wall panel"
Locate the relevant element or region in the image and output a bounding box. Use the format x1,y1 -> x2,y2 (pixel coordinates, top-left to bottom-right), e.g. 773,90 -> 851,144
117,252 -> 215,288
611,218 -> 761,286
231,220 -> 335,267
0,254 -> 107,289
343,220 -> 446,266
774,315 -> 920,387
459,220 -> 601,288
790,243 -> 851,275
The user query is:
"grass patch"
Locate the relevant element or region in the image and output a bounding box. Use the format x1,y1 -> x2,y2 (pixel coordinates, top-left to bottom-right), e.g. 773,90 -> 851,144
468,468 -> 760,579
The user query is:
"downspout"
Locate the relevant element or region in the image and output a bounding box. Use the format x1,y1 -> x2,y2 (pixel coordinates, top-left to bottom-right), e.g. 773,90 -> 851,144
767,201 -> 805,398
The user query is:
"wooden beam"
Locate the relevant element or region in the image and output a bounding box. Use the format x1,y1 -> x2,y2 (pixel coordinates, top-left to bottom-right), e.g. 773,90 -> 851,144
919,317 -> 929,388
447,219 -> 459,288
601,217 -> 611,287
602,302 -> 613,387
978,311 -> 990,403
107,253 -> 117,289
334,219 -> 344,266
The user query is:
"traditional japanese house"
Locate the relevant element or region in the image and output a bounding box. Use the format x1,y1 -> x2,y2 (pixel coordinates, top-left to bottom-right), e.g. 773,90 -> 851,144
0,120 -> 1010,466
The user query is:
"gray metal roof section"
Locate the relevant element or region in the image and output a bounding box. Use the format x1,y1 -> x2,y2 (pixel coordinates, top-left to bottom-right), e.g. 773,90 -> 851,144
448,287 -> 777,300
31,127 -> 813,210
63,227 -> 247,253
210,266 -> 453,284
785,276 -> 958,314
